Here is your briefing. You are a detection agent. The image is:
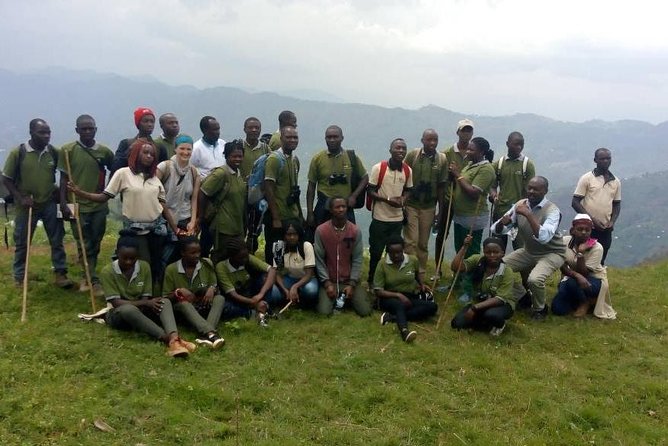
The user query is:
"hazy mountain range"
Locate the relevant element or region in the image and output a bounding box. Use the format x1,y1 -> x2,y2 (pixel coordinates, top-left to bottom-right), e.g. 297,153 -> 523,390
0,67 -> 665,266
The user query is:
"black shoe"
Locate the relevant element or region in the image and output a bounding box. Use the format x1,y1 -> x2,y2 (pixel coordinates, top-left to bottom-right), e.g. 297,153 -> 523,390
400,328 -> 417,343
380,312 -> 395,326
531,306 -> 548,321
195,332 -> 225,349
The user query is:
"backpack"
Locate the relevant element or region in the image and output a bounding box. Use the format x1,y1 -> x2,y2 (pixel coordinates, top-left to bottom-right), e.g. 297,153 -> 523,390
4,143 -> 58,204
247,150 -> 287,205
365,160 -> 411,211
497,155 -> 530,180
346,149 -> 366,209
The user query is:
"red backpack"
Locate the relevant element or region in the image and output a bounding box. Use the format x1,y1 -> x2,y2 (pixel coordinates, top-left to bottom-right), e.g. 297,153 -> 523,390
365,160 -> 411,211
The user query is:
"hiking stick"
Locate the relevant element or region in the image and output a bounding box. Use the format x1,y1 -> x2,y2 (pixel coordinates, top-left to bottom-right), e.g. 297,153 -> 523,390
435,196 -> 484,330
64,149 -> 97,312
278,300 -> 292,314
21,205 -> 33,323
431,183 -> 454,290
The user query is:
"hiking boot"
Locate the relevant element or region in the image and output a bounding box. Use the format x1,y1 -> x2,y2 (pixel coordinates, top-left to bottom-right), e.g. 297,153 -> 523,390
92,283 -> 105,298
380,312 -> 395,326
55,273 -> 74,289
531,306 -> 548,321
400,328 -> 417,343
195,332 -> 225,349
178,338 -> 197,353
489,323 -> 506,337
166,338 -> 189,358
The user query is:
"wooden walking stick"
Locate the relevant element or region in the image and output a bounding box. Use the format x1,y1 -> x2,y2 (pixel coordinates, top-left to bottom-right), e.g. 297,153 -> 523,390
63,148 -> 97,312
21,205 -> 33,323
436,195 -> 484,330
431,183 -> 454,290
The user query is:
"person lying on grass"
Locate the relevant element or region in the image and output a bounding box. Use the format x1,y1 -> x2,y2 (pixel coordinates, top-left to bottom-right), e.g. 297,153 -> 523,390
163,236 -> 225,349
100,230 -> 195,358
374,235 -> 437,343
551,214 -> 615,318
270,219 -> 319,309
450,235 -> 523,336
216,237 -> 278,327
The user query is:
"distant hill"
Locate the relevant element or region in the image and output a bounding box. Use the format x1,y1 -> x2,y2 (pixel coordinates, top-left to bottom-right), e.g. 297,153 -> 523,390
0,67 -> 665,266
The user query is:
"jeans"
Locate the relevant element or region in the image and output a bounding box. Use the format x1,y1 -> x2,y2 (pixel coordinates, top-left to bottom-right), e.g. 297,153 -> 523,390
13,202 -> 67,281
378,295 -> 438,329
551,276 -> 602,316
368,219 -> 403,283
271,275 -> 319,308
221,274 -> 278,320
591,228 -> 612,265
451,302 -> 514,330
70,208 -> 108,283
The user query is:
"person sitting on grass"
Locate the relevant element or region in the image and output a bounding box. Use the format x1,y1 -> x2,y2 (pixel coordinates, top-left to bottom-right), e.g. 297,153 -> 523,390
163,237 -> 225,349
270,219 -> 319,309
450,235 -> 523,336
100,230 -> 196,358
216,238 -> 278,327
551,214 -> 616,319
374,235 -> 437,343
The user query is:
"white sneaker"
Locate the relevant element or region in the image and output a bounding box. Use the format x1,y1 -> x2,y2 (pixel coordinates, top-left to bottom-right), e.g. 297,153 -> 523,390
489,323 -> 506,337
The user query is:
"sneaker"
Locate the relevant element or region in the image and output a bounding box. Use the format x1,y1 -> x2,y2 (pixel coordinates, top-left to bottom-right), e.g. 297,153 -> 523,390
531,306 -> 548,321
380,312 -> 393,326
401,329 -> 417,343
489,323 -> 506,337
258,312 -> 269,328
166,338 -> 189,358
196,332 -> 225,349
92,283 -> 105,298
55,273 -> 74,289
178,338 -> 197,353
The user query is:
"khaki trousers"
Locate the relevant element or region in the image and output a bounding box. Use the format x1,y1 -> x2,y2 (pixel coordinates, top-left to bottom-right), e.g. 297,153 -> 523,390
503,249 -> 565,310
404,206 -> 436,272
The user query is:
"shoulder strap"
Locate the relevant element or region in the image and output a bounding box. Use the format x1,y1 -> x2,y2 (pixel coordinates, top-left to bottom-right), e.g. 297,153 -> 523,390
161,160 -> 172,182
522,156 -> 529,177
402,162 -> 410,182
377,160 -> 389,187
346,149 -> 357,173
497,155 -> 505,171
404,149 -> 418,166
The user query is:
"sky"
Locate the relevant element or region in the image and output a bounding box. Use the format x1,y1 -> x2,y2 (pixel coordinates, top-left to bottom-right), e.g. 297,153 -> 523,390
1,0 -> 666,123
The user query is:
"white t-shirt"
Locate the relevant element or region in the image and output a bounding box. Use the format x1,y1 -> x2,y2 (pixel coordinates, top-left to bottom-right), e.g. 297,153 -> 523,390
273,241 -> 316,279
191,138 -> 226,178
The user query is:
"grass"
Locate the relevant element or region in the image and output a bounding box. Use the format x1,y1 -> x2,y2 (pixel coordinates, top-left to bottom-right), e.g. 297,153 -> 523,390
0,222 -> 666,445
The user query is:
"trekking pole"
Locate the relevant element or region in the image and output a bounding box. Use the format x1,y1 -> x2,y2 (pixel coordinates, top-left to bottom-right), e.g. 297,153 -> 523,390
431,183 -> 454,290
436,196 -> 483,330
21,204 -> 33,323
64,149 -> 97,313
488,199 -> 496,238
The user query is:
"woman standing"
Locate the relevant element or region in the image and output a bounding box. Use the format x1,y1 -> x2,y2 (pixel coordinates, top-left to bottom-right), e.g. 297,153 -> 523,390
551,214 -> 616,318
101,230 -> 195,357
157,134 -> 200,265
69,139 -> 179,291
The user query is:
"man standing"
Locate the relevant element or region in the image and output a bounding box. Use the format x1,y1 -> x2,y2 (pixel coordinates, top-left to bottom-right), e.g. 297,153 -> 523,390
268,110 -> 297,151
572,148 -> 621,264
59,115 -> 114,296
241,117 -> 271,254
3,119 -> 73,288
367,138 -> 413,284
192,116 -> 226,257
404,129 -> 447,275
110,107 -> 161,176
491,176 -> 566,320
434,119 -> 474,278
489,131 -> 536,250
306,125 -> 368,229
154,113 -> 180,159
314,197 -> 371,317
263,125 -> 302,262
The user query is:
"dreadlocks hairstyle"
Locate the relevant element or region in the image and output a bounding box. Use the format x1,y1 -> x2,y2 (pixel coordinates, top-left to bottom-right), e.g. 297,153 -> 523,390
127,138 -> 158,177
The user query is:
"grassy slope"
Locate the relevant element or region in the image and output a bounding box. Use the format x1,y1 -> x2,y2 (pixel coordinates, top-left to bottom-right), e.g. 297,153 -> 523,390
0,228 -> 666,446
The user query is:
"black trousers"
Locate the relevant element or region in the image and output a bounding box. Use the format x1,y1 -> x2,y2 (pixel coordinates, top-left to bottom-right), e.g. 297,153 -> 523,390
378,295 -> 438,329
451,303 -> 513,330
591,227 -> 612,265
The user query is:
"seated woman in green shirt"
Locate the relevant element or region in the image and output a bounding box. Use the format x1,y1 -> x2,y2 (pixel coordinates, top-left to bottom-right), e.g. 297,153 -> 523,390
374,235 -> 438,343
450,235 -> 523,336
101,230 -> 195,358
216,238 -> 277,327
163,237 -> 225,349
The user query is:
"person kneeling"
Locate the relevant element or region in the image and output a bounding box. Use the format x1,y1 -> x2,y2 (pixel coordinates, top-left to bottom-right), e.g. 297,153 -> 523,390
163,237 -> 225,349
101,230 -> 195,357
216,237 -> 278,327
374,236 -> 437,343
450,235 -> 523,336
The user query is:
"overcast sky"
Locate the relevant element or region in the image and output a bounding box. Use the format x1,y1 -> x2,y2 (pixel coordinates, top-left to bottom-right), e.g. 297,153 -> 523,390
1,0 -> 666,123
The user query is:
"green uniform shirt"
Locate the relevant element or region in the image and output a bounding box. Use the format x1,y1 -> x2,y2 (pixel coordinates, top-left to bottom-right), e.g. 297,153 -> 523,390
268,131 -> 281,151
463,255 -> 520,310
373,254 -> 419,294
453,160 -> 495,216
442,144 -> 467,201
265,151 -> 300,220
240,140 -> 270,181
155,135 -> 176,159
307,149 -> 366,198
58,141 -> 114,213
216,255 -> 271,294
493,155 -> 535,217
100,259 -> 153,302
163,258 -> 218,294
2,143 -> 58,206
405,148 -> 447,209
200,165 -> 246,236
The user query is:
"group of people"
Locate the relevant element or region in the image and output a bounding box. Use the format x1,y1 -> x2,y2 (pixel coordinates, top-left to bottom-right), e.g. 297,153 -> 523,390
3,109 -> 620,357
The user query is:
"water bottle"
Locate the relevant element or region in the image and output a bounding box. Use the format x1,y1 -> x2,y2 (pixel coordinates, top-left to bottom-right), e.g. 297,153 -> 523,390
335,292 -> 346,311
